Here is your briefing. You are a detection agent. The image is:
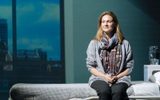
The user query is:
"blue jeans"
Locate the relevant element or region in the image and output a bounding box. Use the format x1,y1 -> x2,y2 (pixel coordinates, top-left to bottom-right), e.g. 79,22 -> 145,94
91,80 -> 129,100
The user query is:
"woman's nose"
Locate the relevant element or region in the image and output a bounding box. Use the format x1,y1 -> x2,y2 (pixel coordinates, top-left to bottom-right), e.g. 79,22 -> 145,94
104,22 -> 108,25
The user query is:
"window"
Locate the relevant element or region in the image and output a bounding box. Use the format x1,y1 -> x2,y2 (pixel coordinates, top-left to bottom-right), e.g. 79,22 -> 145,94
0,0 -> 64,99
14,0 -> 65,82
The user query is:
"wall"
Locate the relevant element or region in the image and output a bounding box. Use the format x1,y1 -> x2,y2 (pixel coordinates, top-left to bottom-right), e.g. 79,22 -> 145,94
65,0 -> 160,83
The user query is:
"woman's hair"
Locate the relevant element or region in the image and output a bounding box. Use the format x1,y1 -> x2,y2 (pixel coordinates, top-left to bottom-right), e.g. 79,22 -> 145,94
95,11 -> 124,44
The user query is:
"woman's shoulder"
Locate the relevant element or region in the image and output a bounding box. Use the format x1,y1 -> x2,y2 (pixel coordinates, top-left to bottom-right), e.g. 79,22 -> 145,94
89,39 -> 99,44
87,39 -> 99,49
122,39 -> 130,45
122,39 -> 132,51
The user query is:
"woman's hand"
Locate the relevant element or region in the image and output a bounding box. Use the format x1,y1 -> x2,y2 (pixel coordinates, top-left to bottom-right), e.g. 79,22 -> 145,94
90,68 -> 114,83
103,74 -> 113,83
111,76 -> 118,83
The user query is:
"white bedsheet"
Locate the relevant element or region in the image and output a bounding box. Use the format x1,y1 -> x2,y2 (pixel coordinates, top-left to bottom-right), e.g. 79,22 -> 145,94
132,82 -> 160,96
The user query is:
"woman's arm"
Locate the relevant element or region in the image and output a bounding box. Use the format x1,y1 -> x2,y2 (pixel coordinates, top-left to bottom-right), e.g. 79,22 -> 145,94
116,68 -> 129,79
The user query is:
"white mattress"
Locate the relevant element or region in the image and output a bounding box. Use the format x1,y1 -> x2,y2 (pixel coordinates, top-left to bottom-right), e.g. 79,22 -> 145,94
131,82 -> 160,96
9,83 -> 97,100
9,82 -> 160,100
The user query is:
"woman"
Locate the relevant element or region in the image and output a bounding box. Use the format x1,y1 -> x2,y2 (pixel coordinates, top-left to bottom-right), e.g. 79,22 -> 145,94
86,11 -> 134,100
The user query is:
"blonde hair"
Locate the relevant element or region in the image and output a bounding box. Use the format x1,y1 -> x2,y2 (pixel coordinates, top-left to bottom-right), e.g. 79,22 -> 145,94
95,11 -> 124,44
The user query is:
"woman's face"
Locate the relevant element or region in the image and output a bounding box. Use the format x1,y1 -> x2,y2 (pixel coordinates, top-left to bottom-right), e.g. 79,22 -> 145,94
101,14 -> 115,34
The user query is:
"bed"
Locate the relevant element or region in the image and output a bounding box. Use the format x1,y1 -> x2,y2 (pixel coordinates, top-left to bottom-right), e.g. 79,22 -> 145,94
9,81 -> 160,100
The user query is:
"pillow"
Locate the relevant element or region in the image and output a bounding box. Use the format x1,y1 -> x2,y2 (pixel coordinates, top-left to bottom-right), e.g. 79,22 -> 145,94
149,74 -> 156,82
153,72 -> 160,85
149,71 -> 160,85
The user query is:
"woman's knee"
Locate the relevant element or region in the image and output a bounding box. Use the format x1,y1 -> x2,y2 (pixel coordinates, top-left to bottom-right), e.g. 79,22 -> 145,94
98,86 -> 110,95
91,80 -> 111,95
111,83 -> 129,100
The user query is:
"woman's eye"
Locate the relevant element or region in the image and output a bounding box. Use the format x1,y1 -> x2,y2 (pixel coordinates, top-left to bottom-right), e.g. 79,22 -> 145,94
102,20 -> 113,23
108,20 -> 113,23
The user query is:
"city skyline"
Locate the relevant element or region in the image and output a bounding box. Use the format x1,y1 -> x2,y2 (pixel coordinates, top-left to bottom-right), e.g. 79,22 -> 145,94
0,0 -> 61,61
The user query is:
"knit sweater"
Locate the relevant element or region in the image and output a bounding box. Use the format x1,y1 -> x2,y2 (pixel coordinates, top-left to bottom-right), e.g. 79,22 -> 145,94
86,39 -> 134,86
